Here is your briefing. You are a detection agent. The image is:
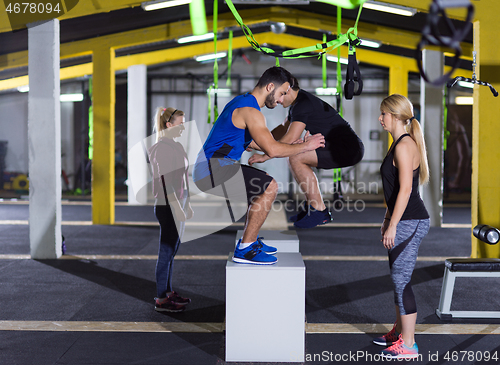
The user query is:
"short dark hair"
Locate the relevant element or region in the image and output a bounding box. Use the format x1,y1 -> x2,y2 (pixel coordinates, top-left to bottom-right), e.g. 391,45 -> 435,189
290,76 -> 300,91
255,66 -> 292,89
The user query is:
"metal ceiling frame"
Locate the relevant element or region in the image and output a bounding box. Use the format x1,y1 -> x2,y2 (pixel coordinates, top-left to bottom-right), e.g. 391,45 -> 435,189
0,5 -> 472,91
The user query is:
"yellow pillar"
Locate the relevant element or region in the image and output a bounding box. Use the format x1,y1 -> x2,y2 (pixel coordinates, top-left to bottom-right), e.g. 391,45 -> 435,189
91,47 -> 115,224
389,62 -> 409,98
387,61 -> 409,145
472,0 -> 500,258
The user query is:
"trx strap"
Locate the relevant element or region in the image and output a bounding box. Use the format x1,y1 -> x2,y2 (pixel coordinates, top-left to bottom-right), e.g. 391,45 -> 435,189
336,6 -> 343,116
344,34 -> 363,99
225,0 -> 359,60
322,34 -> 327,89
416,0 -> 474,86
344,8 -> 363,99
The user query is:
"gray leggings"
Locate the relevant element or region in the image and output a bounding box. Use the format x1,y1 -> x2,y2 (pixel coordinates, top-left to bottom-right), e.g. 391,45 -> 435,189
388,218 -> 430,315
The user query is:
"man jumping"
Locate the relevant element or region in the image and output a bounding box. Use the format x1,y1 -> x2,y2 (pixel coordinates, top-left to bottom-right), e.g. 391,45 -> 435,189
193,67 -> 325,264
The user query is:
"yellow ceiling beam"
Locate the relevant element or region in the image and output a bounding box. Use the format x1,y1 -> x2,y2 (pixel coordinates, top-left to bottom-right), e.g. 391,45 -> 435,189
0,7 -> 473,75
0,63 -> 93,91
0,28 -> 471,92
0,0 -> 473,34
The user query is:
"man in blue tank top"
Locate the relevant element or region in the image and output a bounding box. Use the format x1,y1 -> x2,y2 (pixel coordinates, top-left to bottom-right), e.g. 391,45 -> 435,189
193,67 -> 325,265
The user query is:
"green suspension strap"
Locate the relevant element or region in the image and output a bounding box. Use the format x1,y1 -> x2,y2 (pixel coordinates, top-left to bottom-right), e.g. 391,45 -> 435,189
275,57 -> 280,67
336,6 -> 343,117
333,7 -> 343,201
225,0 -> 359,60
322,33 -> 327,89
226,30 -> 233,88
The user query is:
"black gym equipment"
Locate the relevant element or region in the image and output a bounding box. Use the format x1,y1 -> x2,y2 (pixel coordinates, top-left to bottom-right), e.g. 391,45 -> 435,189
473,224 -> 500,245
416,0 -> 474,87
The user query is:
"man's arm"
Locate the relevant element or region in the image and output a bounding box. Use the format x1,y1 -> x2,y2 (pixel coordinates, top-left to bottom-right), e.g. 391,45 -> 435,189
240,108 -> 324,158
248,118 -> 304,153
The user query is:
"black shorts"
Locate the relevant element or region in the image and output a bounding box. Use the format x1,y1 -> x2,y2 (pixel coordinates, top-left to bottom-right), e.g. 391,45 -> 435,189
316,125 -> 365,169
194,159 -> 274,205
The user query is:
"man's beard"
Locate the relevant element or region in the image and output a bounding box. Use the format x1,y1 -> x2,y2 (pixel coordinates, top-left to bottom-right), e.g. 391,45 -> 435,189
264,89 -> 277,109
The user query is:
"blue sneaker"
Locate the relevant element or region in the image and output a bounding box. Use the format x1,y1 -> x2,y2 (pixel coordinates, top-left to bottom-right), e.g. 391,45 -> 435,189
256,236 -> 277,255
233,240 -> 278,265
294,206 -> 332,229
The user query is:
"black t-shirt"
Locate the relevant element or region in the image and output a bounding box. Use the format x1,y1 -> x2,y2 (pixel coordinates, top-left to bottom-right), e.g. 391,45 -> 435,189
288,89 -> 354,149
380,134 -> 429,220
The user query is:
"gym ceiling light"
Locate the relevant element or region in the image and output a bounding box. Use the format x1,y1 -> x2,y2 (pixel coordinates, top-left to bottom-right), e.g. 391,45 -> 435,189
141,0 -> 191,11
362,1 -> 416,16
315,87 -> 338,95
178,33 -> 214,44
359,38 -> 382,49
326,55 -> 348,65
196,52 -> 227,62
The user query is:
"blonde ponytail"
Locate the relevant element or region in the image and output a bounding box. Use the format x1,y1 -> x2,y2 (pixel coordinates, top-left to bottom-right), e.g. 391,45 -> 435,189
380,94 -> 429,185
407,118 -> 429,185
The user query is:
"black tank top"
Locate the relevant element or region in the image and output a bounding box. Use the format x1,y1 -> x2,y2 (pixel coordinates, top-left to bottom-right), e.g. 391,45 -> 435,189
380,134 -> 429,220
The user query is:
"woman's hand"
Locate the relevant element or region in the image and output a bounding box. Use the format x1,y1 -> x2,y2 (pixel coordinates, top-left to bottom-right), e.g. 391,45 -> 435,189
173,203 -> 187,222
381,219 -> 389,236
185,203 -> 194,220
382,223 -> 397,249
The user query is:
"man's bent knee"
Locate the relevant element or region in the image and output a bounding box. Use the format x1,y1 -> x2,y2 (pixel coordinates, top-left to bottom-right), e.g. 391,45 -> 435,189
265,178 -> 278,194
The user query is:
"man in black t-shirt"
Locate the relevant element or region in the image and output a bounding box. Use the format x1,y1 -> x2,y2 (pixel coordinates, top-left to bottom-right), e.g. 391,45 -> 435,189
248,77 -> 364,228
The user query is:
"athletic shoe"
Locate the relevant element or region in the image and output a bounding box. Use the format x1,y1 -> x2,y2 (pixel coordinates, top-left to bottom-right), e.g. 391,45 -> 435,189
289,203 -> 309,222
294,206 -> 332,229
381,335 -> 419,360
373,322 -> 399,346
256,236 -> 277,255
154,297 -> 186,312
167,291 -> 191,306
232,240 -> 278,265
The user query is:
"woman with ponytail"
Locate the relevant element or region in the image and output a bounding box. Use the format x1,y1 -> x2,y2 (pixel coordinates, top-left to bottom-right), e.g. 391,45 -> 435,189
372,94 -> 430,359
149,107 -> 193,312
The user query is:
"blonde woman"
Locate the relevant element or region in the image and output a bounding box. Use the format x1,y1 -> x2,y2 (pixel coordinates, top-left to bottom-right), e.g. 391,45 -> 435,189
149,107 -> 193,312
373,94 -> 430,359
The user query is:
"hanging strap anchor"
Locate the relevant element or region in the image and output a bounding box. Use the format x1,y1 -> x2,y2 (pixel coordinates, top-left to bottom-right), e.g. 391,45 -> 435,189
344,34 -> 363,100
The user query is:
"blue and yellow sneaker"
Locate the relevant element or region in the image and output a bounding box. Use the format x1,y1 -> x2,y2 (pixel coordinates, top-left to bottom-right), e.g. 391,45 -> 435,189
233,239 -> 278,265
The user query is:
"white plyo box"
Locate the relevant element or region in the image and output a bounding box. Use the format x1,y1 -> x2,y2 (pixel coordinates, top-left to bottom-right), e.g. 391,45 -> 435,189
235,230 -> 299,253
225,252 -> 305,362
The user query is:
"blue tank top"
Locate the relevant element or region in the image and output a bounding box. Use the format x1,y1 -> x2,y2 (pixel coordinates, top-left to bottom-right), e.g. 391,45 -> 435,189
380,134 -> 429,220
193,93 -> 259,182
